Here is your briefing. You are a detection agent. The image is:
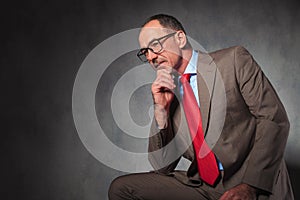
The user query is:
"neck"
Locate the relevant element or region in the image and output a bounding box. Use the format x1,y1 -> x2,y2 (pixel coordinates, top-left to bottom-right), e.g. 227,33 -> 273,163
176,48 -> 193,75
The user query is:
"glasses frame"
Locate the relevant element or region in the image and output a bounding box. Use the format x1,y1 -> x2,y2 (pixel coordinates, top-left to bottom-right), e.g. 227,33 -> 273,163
137,32 -> 177,62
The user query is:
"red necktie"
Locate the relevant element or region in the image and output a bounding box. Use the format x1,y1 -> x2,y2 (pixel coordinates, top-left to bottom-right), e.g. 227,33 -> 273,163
180,74 -> 219,186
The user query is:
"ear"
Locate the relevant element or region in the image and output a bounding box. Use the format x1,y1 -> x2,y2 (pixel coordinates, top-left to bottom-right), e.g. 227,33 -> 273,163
175,30 -> 187,49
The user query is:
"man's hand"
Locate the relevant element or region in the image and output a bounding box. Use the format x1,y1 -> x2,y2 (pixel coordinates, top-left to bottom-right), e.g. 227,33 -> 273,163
151,67 -> 176,128
219,183 -> 257,200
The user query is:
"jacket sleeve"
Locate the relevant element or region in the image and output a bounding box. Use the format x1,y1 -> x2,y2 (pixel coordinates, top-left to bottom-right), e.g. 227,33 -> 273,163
148,102 -> 181,174
234,46 -> 290,193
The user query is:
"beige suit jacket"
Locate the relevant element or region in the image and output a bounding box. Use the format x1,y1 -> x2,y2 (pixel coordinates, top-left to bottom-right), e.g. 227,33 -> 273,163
148,46 -> 294,199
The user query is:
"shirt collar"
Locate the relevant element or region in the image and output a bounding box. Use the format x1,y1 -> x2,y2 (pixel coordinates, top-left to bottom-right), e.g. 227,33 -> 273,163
183,50 -> 198,74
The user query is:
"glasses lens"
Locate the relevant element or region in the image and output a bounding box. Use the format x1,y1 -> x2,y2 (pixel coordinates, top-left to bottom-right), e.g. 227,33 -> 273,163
137,49 -> 149,62
149,40 -> 162,53
139,54 -> 148,62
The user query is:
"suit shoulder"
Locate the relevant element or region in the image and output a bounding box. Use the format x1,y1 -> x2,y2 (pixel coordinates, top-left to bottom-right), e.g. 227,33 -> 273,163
208,46 -> 253,67
209,45 -> 250,57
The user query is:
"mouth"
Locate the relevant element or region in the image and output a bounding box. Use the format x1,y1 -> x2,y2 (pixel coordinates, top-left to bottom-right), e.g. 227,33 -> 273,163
153,61 -> 167,69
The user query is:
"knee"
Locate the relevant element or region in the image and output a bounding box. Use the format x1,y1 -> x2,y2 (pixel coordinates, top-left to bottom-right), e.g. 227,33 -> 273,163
108,176 -> 132,200
108,173 -> 152,199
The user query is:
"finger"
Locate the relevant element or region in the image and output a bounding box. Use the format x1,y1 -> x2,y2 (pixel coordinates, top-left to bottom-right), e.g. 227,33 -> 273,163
154,76 -> 175,89
156,65 -> 173,72
219,191 -> 232,200
155,74 -> 176,87
157,69 -> 174,82
156,76 -> 175,87
219,193 -> 227,200
157,70 -> 176,83
152,80 -> 175,92
156,67 -> 174,76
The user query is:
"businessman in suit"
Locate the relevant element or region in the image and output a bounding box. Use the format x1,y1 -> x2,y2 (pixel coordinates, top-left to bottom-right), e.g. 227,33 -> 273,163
108,14 -> 294,199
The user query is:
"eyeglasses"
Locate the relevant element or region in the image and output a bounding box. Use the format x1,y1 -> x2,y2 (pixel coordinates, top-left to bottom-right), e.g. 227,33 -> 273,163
137,32 -> 177,62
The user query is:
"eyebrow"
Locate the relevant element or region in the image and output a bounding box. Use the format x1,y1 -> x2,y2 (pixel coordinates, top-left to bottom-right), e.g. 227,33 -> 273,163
147,38 -> 158,46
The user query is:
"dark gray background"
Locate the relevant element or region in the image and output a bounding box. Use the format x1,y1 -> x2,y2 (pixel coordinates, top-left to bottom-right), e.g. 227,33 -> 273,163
2,0 -> 299,199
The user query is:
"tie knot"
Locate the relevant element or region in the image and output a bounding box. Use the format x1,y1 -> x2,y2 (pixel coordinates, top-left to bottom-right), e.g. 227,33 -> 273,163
180,74 -> 191,83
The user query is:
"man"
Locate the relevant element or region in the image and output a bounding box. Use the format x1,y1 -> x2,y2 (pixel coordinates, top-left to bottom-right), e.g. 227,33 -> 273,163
108,14 -> 294,199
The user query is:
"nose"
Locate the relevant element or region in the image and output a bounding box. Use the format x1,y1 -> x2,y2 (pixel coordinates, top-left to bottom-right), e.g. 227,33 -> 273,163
146,50 -> 158,63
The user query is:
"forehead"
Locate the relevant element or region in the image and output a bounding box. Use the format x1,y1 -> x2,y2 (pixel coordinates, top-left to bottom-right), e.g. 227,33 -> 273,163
138,20 -> 173,47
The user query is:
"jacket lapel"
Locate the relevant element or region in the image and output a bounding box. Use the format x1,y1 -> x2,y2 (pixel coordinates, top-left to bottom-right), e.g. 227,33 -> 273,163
196,51 -> 216,135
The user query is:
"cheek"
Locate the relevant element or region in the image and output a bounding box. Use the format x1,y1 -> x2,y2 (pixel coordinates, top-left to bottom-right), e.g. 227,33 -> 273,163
169,53 -> 181,65
161,48 -> 181,66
